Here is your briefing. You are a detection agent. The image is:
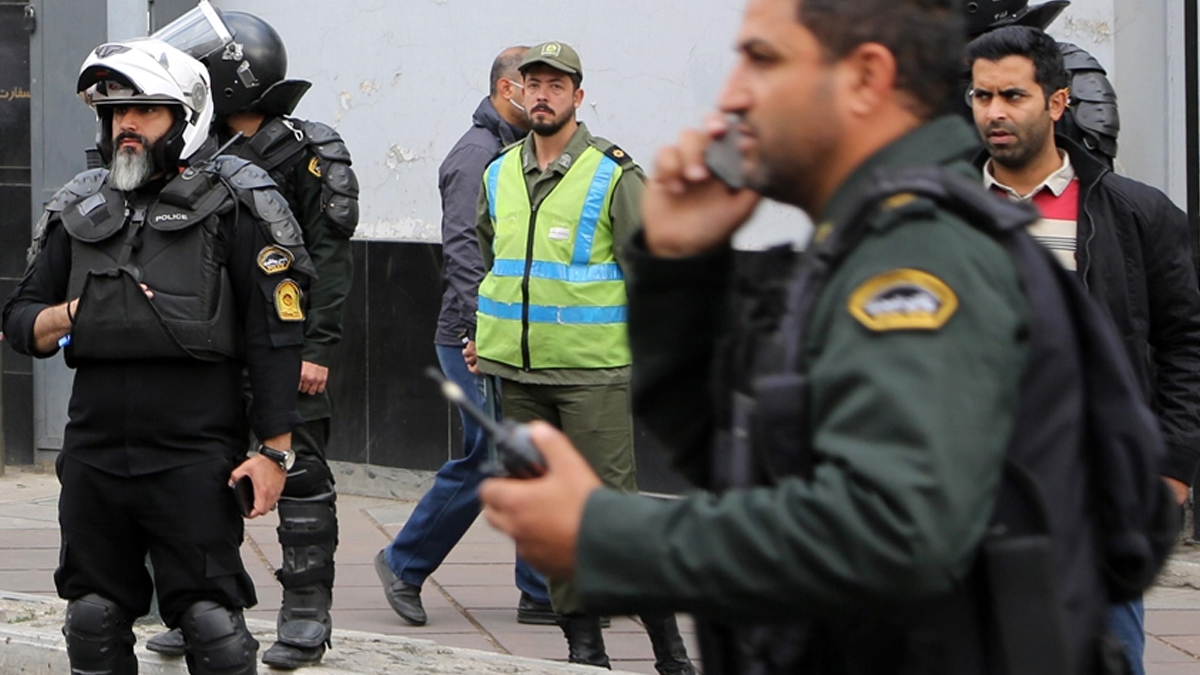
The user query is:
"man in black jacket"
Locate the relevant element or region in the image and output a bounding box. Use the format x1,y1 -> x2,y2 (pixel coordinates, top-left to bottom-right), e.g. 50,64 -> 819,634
967,26 -> 1200,674
374,46 -> 556,628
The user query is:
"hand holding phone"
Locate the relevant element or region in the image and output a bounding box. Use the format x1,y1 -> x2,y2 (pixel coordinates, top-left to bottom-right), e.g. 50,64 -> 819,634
425,368 -> 546,479
232,475 -> 255,518
704,126 -> 746,191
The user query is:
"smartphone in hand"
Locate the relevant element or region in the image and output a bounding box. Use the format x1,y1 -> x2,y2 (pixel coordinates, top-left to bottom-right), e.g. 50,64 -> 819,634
232,475 -> 255,517
704,127 -> 746,191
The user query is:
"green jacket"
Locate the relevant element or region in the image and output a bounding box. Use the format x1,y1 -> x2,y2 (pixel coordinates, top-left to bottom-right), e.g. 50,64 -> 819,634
475,122 -> 644,385
575,117 -> 1031,622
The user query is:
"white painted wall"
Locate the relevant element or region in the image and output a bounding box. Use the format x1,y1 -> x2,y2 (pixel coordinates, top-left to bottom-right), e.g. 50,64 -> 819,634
200,0 -> 1200,243
212,0 -> 808,249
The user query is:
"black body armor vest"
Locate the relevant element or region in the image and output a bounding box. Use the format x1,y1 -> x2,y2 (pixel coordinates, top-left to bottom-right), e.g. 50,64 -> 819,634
701,168 -> 1172,675
47,157 -> 313,364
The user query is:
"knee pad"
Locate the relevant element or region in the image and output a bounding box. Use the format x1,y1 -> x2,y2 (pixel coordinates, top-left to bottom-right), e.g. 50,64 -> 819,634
281,453 -> 335,501
63,594 -> 135,675
178,601 -> 258,675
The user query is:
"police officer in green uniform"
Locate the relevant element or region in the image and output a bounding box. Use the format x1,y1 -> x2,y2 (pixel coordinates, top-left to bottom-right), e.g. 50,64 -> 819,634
146,6 -> 356,669
469,41 -> 693,674
480,1 -> 1144,673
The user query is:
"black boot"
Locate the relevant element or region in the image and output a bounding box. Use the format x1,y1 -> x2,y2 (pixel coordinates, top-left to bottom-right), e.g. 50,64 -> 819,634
262,499 -> 337,669
557,614 -> 611,669
640,612 -> 696,675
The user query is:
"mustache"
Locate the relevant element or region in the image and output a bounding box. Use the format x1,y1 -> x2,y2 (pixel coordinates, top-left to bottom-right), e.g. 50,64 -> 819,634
984,121 -> 1017,136
115,132 -> 149,148
530,104 -> 554,115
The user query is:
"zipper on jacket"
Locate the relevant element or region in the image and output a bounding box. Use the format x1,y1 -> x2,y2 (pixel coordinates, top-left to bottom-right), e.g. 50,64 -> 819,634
520,205 -> 537,371
1078,169 -> 1106,289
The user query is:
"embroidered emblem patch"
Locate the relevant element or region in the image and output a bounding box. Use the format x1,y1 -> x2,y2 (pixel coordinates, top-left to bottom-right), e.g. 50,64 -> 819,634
308,157 -> 322,178
257,246 -> 294,275
274,279 -> 305,322
848,268 -> 958,332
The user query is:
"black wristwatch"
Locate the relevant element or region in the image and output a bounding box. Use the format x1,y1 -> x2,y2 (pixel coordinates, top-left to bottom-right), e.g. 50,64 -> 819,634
254,444 -> 296,472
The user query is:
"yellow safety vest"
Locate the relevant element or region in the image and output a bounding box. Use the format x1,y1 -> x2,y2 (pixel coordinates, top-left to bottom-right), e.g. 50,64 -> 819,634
476,145 -> 630,370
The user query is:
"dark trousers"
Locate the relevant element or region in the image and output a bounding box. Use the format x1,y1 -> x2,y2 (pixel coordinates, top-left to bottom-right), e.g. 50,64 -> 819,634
56,455 -> 256,627
385,344 -> 549,602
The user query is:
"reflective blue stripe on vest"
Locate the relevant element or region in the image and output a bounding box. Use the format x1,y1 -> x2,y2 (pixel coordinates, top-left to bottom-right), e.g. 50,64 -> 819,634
571,156 -> 619,265
478,297 -> 628,324
486,158 -> 504,223
491,259 -> 623,282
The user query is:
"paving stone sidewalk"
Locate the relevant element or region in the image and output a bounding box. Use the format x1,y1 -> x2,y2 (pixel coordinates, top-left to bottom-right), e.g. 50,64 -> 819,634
3,463 -> 1200,673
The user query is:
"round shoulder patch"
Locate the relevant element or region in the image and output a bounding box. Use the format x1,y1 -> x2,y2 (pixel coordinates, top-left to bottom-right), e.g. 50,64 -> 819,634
847,268 -> 958,332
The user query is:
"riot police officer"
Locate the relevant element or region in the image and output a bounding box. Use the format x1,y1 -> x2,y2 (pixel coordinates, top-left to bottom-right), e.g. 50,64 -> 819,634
147,3 -> 357,669
2,37 -> 312,675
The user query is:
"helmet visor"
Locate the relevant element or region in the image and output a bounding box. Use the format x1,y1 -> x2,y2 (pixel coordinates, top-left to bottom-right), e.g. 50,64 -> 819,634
152,0 -> 232,61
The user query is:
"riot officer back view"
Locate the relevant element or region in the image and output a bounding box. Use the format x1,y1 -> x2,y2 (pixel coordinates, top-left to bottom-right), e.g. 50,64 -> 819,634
963,0 -> 1120,166
2,36 -> 313,675
147,2 -> 358,669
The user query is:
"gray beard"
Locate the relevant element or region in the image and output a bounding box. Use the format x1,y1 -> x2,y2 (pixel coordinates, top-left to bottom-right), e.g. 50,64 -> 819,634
108,148 -> 153,191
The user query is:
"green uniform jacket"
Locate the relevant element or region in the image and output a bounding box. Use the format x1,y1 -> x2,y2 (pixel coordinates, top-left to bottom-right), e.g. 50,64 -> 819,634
475,122 -> 644,386
574,117 -> 1032,622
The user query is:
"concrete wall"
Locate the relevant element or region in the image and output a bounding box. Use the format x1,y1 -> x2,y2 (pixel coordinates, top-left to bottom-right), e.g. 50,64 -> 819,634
213,0 -> 810,249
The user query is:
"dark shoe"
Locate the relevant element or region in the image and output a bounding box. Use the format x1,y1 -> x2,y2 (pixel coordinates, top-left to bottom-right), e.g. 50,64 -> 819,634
374,550 -> 427,625
145,627 -> 186,657
558,614 -> 611,669
516,591 -> 558,625
641,613 -> 696,675
262,641 -> 326,670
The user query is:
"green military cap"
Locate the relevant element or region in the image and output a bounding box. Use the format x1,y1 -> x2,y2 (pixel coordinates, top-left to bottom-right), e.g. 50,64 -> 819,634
519,41 -> 583,78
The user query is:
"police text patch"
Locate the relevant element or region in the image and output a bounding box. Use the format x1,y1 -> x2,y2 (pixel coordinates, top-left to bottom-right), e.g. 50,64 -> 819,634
274,279 -> 305,322
257,245 -> 294,275
848,269 -> 958,332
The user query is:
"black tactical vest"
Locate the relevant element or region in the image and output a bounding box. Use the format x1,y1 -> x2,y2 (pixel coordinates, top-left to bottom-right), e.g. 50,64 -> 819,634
700,167 -> 1170,675
48,157 -> 313,363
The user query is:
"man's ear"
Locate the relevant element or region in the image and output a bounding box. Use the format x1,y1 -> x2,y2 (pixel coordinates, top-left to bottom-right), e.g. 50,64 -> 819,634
842,42 -> 897,116
1048,87 -> 1068,122
573,86 -> 585,110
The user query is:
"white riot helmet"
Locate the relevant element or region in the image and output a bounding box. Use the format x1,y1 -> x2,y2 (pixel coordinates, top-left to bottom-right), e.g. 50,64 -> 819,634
77,37 -> 213,168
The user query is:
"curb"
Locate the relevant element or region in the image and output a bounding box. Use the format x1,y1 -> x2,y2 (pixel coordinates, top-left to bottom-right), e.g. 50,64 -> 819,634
0,593 -> 633,675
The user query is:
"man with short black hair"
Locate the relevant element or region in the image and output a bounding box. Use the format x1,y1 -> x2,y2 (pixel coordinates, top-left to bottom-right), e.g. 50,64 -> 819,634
479,1 -> 1169,673
967,25 -> 1200,674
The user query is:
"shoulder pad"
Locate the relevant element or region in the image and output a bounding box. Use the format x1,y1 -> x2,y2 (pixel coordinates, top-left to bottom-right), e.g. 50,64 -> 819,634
867,167 -> 1039,236
58,177 -> 127,244
26,210 -> 56,264
47,168 -> 109,213
593,139 -> 637,170
1058,42 -> 1107,75
1070,69 -> 1118,106
866,193 -> 938,232
244,184 -> 317,277
301,120 -> 353,164
242,117 -> 308,171
212,155 -> 279,192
